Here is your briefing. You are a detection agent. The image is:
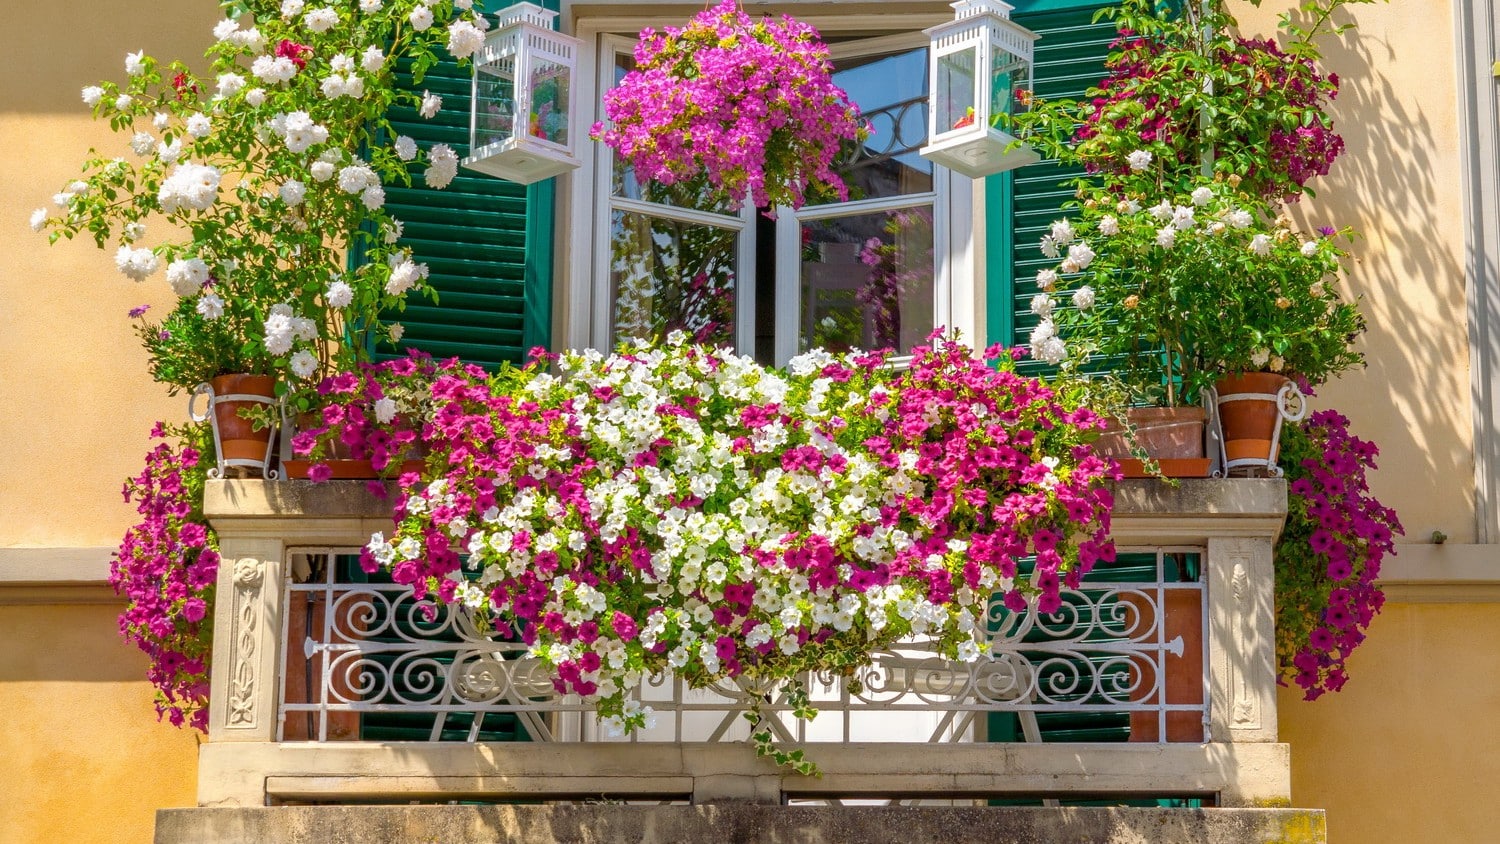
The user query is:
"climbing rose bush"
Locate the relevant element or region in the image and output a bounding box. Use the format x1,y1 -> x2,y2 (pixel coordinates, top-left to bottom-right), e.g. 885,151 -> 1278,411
1275,409 -> 1402,699
115,423 -> 219,731
592,0 -> 864,211
367,334 -> 1118,740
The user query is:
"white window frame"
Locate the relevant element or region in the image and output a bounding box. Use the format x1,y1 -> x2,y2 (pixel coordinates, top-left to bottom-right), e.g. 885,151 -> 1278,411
561,9 -> 977,362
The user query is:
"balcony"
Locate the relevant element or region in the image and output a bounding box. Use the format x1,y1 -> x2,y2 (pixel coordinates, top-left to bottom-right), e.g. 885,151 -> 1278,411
165,477 -> 1326,842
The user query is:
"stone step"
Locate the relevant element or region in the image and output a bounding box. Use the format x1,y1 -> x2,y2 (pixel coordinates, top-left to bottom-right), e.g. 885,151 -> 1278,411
156,804 -> 1327,844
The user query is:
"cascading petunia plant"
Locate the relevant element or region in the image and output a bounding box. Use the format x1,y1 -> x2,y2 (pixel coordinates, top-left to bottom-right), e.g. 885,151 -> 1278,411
592,0 -> 865,213
366,332 -> 1119,770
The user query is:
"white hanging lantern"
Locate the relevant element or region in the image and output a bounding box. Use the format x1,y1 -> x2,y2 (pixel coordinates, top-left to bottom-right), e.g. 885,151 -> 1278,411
920,0 -> 1041,178
464,2 -> 580,184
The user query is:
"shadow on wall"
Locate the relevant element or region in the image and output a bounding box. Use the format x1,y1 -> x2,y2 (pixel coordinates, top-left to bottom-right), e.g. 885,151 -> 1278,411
1270,5 -> 1472,543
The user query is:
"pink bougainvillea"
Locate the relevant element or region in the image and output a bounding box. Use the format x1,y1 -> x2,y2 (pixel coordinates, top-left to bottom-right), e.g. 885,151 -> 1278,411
1275,409 -> 1402,699
592,0 -> 864,211
114,423 -> 218,731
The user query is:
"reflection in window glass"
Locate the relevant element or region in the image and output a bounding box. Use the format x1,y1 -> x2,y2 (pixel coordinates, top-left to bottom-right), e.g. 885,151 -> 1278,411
800,207 -> 934,355
529,59 -> 570,146
937,48 -> 977,133
827,47 -> 933,203
610,211 -> 737,347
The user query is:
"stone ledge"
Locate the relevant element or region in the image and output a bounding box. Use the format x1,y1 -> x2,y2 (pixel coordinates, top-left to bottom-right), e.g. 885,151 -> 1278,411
155,805 -> 1326,844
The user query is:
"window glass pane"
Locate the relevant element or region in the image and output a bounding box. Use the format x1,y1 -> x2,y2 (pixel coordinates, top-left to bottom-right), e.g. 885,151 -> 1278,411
937,47 -> 977,133
474,58 -> 517,154
529,58 -> 570,147
610,210 -> 737,347
607,53 -> 734,214
799,206 -> 934,355
827,47 -> 933,203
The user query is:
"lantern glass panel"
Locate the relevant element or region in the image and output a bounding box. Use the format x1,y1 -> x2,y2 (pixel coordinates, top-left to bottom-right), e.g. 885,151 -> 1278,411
990,50 -> 1029,124
528,58 -> 571,146
475,57 -> 518,152
936,47 -> 978,134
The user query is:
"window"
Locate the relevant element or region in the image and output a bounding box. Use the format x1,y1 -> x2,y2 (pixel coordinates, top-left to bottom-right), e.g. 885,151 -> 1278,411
577,24 -> 973,365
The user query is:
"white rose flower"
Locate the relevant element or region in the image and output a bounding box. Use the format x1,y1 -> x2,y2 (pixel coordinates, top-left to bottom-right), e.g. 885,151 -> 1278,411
216,73 -> 246,98
166,257 -> 210,295
1038,234 -> 1059,259
130,132 -> 155,156
213,19 -> 239,41
1072,285 -> 1096,310
409,5 -> 434,30
1127,149 -> 1153,171
234,27 -> 266,51
361,46 -> 385,73
1251,348 -> 1271,368
361,184 -> 386,211
114,93 -> 133,110
385,258 -> 426,295
384,219 -> 404,244
1067,242 -> 1095,270
125,51 -> 146,76
124,222 -> 146,242
455,0 -> 473,8
360,0 -> 383,11
279,179 -> 306,206
1029,318 -> 1056,346
263,310 -> 295,355
1098,215 -> 1119,236
196,292 -> 225,320
280,0 -> 304,18
186,114 -> 212,138
448,20 -> 485,59
1148,200 -> 1173,221
1191,186 -> 1214,206
389,323 -> 405,342
326,280 -> 354,308
245,87 -> 266,107
1300,241 -> 1319,257
1049,219 -> 1074,246
1029,293 -> 1054,317
82,86 -> 104,106
1155,226 -> 1177,249
374,397 -> 398,424
251,55 -> 298,85
310,160 -> 335,182
1035,268 -> 1059,291
425,144 -> 459,189
1227,209 -> 1253,229
114,245 -> 160,281
338,164 -> 377,194
1172,205 -> 1195,231
303,7 -> 338,32
1037,335 -> 1067,365
53,192 -> 72,208
157,162 -> 222,213
330,54 -> 355,74
1249,233 -> 1272,257
290,350 -> 319,379
152,112 -> 170,131
419,90 -> 442,119
29,208 -> 47,232
394,135 -> 417,160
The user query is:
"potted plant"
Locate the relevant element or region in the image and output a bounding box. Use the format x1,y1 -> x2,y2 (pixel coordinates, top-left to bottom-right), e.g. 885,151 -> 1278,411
591,0 -> 865,213
1008,0 -> 1371,475
32,0 -> 490,472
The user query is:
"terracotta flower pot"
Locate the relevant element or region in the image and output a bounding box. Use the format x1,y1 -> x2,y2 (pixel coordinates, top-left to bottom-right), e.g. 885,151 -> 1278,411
210,373 -> 277,463
1214,372 -> 1294,474
1096,406 -> 1210,478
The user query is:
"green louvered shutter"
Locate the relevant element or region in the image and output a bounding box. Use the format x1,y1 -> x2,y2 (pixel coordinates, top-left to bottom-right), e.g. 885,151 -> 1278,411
984,1 -> 1114,364
380,2 -> 556,369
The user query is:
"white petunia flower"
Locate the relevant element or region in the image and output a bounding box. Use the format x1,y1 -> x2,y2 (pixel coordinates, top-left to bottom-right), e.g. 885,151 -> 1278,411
1249,233 -> 1272,256
1127,149 -> 1153,171
394,135 -> 417,160
130,132 -> 155,156
114,245 -> 160,281
1191,185 -> 1214,206
166,257 -> 210,295
303,7 -> 338,32
1072,285 -> 1095,310
419,90 -> 442,119
1155,226 -> 1177,249
196,292 -> 225,319
279,179 -> 306,206
1035,268 -> 1059,291
1300,240 -> 1319,257
216,73 -> 246,98
361,46 -> 385,73
82,86 -> 104,106
374,397 -> 398,424
125,51 -> 146,76
1098,215 -> 1119,236
290,350 -> 319,379
409,5 -> 434,30
29,208 -> 47,232
425,144 -> 458,189
447,20 -> 485,59
325,279 -> 354,308
186,114 -> 212,138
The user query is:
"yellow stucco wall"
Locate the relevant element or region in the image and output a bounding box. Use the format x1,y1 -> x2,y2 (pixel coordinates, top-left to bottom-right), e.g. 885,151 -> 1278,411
0,604 -> 199,844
